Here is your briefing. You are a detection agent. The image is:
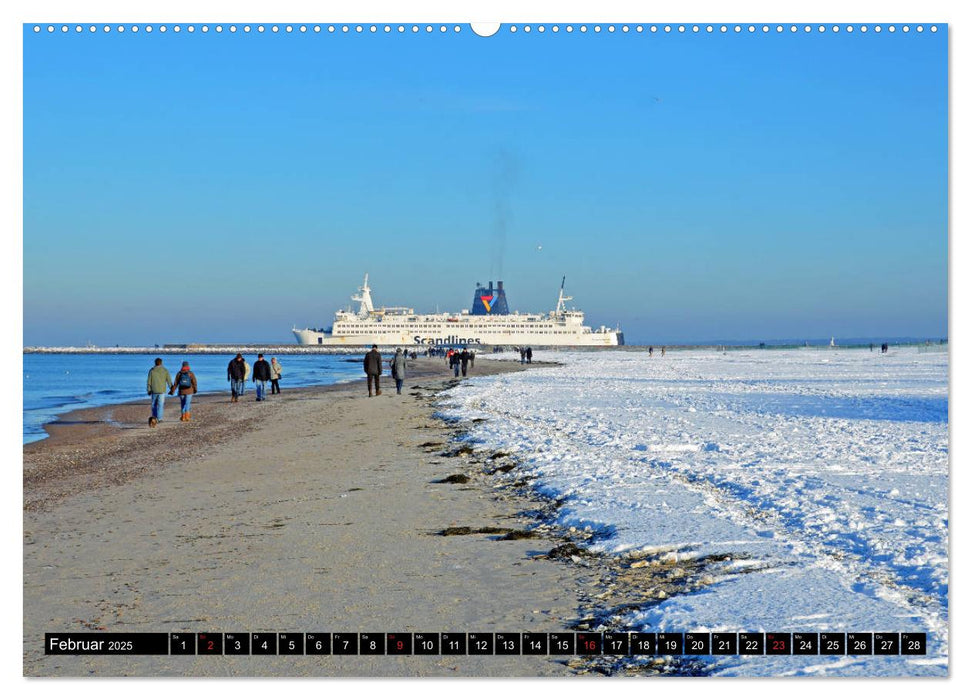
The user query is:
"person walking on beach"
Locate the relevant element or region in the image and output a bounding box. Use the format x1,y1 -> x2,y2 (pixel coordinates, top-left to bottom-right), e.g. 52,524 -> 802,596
449,350 -> 461,377
460,348 -> 470,377
242,358 -> 251,395
391,347 -> 407,395
169,361 -> 198,421
469,350 -> 475,369
648,346 -> 654,357
270,357 -> 282,394
365,344 -> 383,396
519,347 -> 526,364
526,347 -> 533,364
146,358 -> 172,426
228,354 -> 246,402
661,346 -> 666,357
252,354 -> 271,401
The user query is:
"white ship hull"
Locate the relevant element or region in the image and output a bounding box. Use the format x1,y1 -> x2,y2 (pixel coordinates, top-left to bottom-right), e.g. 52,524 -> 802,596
293,321 -> 621,347
293,275 -> 623,347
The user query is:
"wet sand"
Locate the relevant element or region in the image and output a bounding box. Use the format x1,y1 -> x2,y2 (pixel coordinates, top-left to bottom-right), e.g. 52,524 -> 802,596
23,358 -> 592,677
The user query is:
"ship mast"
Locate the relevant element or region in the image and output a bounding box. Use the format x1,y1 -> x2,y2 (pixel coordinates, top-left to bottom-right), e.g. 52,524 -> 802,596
555,275 -> 573,314
351,273 -> 375,316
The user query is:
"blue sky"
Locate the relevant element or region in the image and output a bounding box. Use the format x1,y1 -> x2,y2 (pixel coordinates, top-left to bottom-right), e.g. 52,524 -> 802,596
23,24 -> 947,345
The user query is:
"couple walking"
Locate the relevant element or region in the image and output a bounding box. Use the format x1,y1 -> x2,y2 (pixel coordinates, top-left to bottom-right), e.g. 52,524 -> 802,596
146,358 -> 197,424
449,347 -> 473,377
364,345 -> 407,396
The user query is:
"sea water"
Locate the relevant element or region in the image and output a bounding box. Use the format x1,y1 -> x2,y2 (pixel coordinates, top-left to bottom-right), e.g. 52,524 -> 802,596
23,353 -> 366,444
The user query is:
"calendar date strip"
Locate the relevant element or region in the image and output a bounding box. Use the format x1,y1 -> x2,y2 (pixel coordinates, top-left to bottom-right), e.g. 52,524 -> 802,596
45,631 -> 928,656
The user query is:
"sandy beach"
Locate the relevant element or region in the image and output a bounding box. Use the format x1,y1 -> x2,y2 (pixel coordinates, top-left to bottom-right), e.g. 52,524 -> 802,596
23,358 -> 588,677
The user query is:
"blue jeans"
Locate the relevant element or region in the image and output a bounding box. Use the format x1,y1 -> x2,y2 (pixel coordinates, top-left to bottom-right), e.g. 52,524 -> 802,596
150,393 -> 165,421
180,394 -> 192,414
255,380 -> 267,400
231,379 -> 245,397
395,378 -> 404,394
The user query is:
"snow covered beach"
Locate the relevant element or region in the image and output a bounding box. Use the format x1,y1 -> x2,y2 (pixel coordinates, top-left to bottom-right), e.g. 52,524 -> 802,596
440,347 -> 948,676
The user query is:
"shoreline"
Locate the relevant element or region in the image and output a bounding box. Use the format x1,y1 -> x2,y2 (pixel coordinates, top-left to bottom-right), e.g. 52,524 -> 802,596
23,358 -> 594,677
23,359 -> 512,508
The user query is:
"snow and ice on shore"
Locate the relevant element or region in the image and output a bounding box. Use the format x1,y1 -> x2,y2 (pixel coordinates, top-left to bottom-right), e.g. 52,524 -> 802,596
440,347 -> 948,676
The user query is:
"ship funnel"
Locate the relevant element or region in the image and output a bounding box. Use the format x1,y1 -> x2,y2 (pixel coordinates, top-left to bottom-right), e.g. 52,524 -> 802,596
471,279 -> 510,315
493,281 -> 509,314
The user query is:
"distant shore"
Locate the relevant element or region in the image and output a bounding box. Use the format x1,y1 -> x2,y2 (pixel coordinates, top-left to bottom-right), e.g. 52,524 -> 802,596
23,338 -> 947,354
23,358 -> 590,677
24,345 -> 410,355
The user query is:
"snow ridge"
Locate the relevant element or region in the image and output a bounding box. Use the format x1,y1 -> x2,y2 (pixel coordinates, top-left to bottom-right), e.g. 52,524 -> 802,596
440,348 -> 948,676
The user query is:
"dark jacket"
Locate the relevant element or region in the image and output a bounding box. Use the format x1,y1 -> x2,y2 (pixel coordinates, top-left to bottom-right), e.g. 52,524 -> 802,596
253,359 -> 271,381
171,370 -> 197,396
364,349 -> 382,375
460,350 -> 470,367
228,358 -> 246,381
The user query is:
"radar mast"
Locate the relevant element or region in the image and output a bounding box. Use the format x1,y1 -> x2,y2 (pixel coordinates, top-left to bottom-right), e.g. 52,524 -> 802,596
555,276 -> 573,314
351,274 -> 375,316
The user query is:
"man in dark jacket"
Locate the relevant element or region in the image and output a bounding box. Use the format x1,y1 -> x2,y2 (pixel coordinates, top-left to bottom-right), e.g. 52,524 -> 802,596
227,354 -> 246,403
252,353 -> 272,401
364,345 -> 382,396
460,348 -> 470,377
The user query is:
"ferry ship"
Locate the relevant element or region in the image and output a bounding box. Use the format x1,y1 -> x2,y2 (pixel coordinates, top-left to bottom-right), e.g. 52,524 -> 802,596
292,275 -> 624,347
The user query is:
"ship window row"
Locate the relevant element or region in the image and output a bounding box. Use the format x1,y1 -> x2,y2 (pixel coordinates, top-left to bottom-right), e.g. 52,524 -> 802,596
338,326 -> 576,332
337,323 -> 577,331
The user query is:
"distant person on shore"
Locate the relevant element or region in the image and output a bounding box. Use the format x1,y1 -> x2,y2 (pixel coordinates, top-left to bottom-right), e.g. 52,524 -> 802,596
881,343 -> 889,354
526,347 -> 533,364
243,358 -> 251,394
469,350 -> 475,369
460,348 -> 470,377
364,344 -> 383,396
228,354 -> 246,402
649,346 -> 654,357
520,348 -> 526,364
661,346 -> 666,357
449,350 -> 461,377
252,354 -> 271,401
146,358 -> 172,426
391,348 -> 407,395
169,361 -> 198,421
270,357 -> 283,394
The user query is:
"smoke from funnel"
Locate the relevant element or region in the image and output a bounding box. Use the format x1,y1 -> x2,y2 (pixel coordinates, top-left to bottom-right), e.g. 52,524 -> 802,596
491,149 -> 519,279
